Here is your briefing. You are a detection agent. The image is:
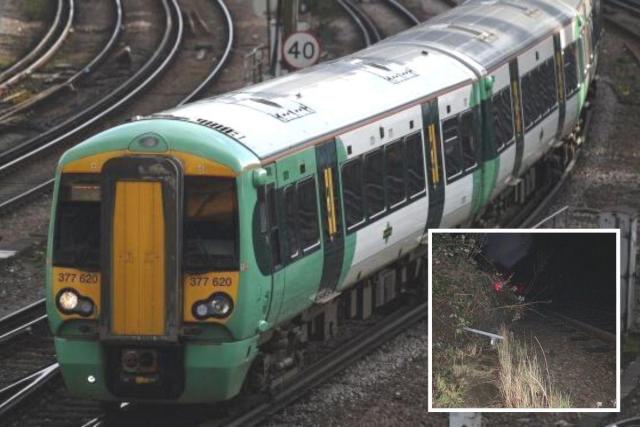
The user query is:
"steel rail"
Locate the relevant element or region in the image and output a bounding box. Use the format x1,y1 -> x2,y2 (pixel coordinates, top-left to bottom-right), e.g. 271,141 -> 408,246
0,0 -> 183,174
0,0 -> 124,122
0,363 -> 60,418
544,309 -> 616,343
337,0 -> 373,46
179,0 -> 234,105
0,0 -> 64,85
0,0 -> 75,95
0,298 -> 47,345
384,0 -> 421,25
344,0 -> 383,43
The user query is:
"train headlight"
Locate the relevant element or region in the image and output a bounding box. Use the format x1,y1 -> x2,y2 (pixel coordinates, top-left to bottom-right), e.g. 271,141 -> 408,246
191,293 -> 234,320
58,290 -> 79,311
56,288 -> 95,317
210,293 -> 233,317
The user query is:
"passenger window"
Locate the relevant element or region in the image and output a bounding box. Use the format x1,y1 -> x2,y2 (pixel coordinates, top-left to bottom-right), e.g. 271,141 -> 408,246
459,111 -> 477,170
341,158 -> 365,229
385,140 -> 406,207
522,57 -> 558,130
442,116 -> 462,179
284,185 -> 299,259
492,86 -> 514,151
564,43 -> 579,96
297,178 -> 320,251
405,133 -> 426,197
364,149 -> 385,217
183,176 -> 239,272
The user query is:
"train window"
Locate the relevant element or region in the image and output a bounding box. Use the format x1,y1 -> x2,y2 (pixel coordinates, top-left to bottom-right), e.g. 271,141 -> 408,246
459,111 -> 477,170
341,158 -> 365,229
183,177 -> 239,272
522,70 -> 538,130
543,58 -> 557,113
492,86 -> 515,151
364,149 -> 386,217
564,43 -> 579,96
297,178 -> 320,251
442,116 -> 462,179
385,140 -> 406,207
405,133 -> 426,197
53,175 -> 101,269
284,185 -> 299,259
522,57 -> 558,130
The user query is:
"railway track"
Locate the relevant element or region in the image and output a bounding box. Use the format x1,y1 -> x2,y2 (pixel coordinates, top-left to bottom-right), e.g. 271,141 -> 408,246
0,0 -> 235,219
0,0 -> 124,123
0,0 -> 73,93
338,0 -> 383,46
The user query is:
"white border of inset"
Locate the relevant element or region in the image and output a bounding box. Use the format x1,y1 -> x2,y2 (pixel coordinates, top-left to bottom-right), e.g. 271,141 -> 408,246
427,228 -> 621,413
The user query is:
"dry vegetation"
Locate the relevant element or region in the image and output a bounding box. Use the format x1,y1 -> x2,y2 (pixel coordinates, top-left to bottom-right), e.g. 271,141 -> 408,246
431,233 -> 570,409
496,326 -> 572,408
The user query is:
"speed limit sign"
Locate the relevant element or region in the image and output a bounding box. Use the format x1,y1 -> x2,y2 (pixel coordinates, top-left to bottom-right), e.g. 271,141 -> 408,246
282,32 -> 321,69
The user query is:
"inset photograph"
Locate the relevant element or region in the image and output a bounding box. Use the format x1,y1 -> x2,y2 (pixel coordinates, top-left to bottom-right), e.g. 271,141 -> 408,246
428,230 -> 619,411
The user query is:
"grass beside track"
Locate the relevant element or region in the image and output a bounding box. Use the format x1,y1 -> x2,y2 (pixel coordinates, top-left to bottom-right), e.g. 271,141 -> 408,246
496,325 -> 572,408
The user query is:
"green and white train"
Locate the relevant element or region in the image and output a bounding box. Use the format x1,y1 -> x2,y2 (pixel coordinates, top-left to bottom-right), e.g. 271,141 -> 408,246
47,0 -> 600,403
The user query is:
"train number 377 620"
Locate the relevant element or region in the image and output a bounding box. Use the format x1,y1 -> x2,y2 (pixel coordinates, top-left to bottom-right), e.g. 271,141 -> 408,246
188,276 -> 232,287
57,272 -> 99,284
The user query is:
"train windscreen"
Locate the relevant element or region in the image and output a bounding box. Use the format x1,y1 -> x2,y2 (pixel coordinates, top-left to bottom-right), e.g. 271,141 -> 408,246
183,176 -> 239,272
53,174 -> 101,270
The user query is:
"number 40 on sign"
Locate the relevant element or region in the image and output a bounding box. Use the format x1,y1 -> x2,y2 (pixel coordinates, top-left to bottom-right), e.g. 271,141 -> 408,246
283,31 -> 321,69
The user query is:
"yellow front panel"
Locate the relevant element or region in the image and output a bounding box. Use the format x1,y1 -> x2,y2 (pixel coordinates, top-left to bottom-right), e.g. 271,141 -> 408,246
111,181 -> 166,335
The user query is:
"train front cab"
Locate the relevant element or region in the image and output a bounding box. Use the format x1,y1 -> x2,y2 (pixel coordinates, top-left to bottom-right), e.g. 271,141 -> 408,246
47,124 -> 261,403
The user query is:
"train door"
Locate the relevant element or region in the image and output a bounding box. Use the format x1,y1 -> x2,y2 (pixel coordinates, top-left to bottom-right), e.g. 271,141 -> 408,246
100,157 -> 182,340
315,140 -> 345,299
259,164 -> 286,325
436,84 -> 479,227
422,99 -> 444,229
553,33 -> 567,143
488,62 -> 517,200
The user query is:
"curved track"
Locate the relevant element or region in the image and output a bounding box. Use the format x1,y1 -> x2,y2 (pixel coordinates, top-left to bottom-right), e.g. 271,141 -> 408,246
0,0 -> 124,122
0,0 -> 75,96
0,0 -> 67,87
385,0 -> 421,26
179,0 -> 235,105
337,0 -> 382,46
0,0 -> 236,218
0,0 -> 182,170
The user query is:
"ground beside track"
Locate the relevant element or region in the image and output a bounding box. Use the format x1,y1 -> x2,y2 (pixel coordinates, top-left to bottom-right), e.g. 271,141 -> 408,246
0,0 -> 52,70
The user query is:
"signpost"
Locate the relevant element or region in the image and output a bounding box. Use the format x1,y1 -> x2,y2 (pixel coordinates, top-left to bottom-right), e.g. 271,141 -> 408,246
282,31 -> 321,69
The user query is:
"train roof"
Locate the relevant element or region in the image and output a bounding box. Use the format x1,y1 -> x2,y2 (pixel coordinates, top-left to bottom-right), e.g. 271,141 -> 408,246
157,0 -> 582,161
385,0 -> 579,70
